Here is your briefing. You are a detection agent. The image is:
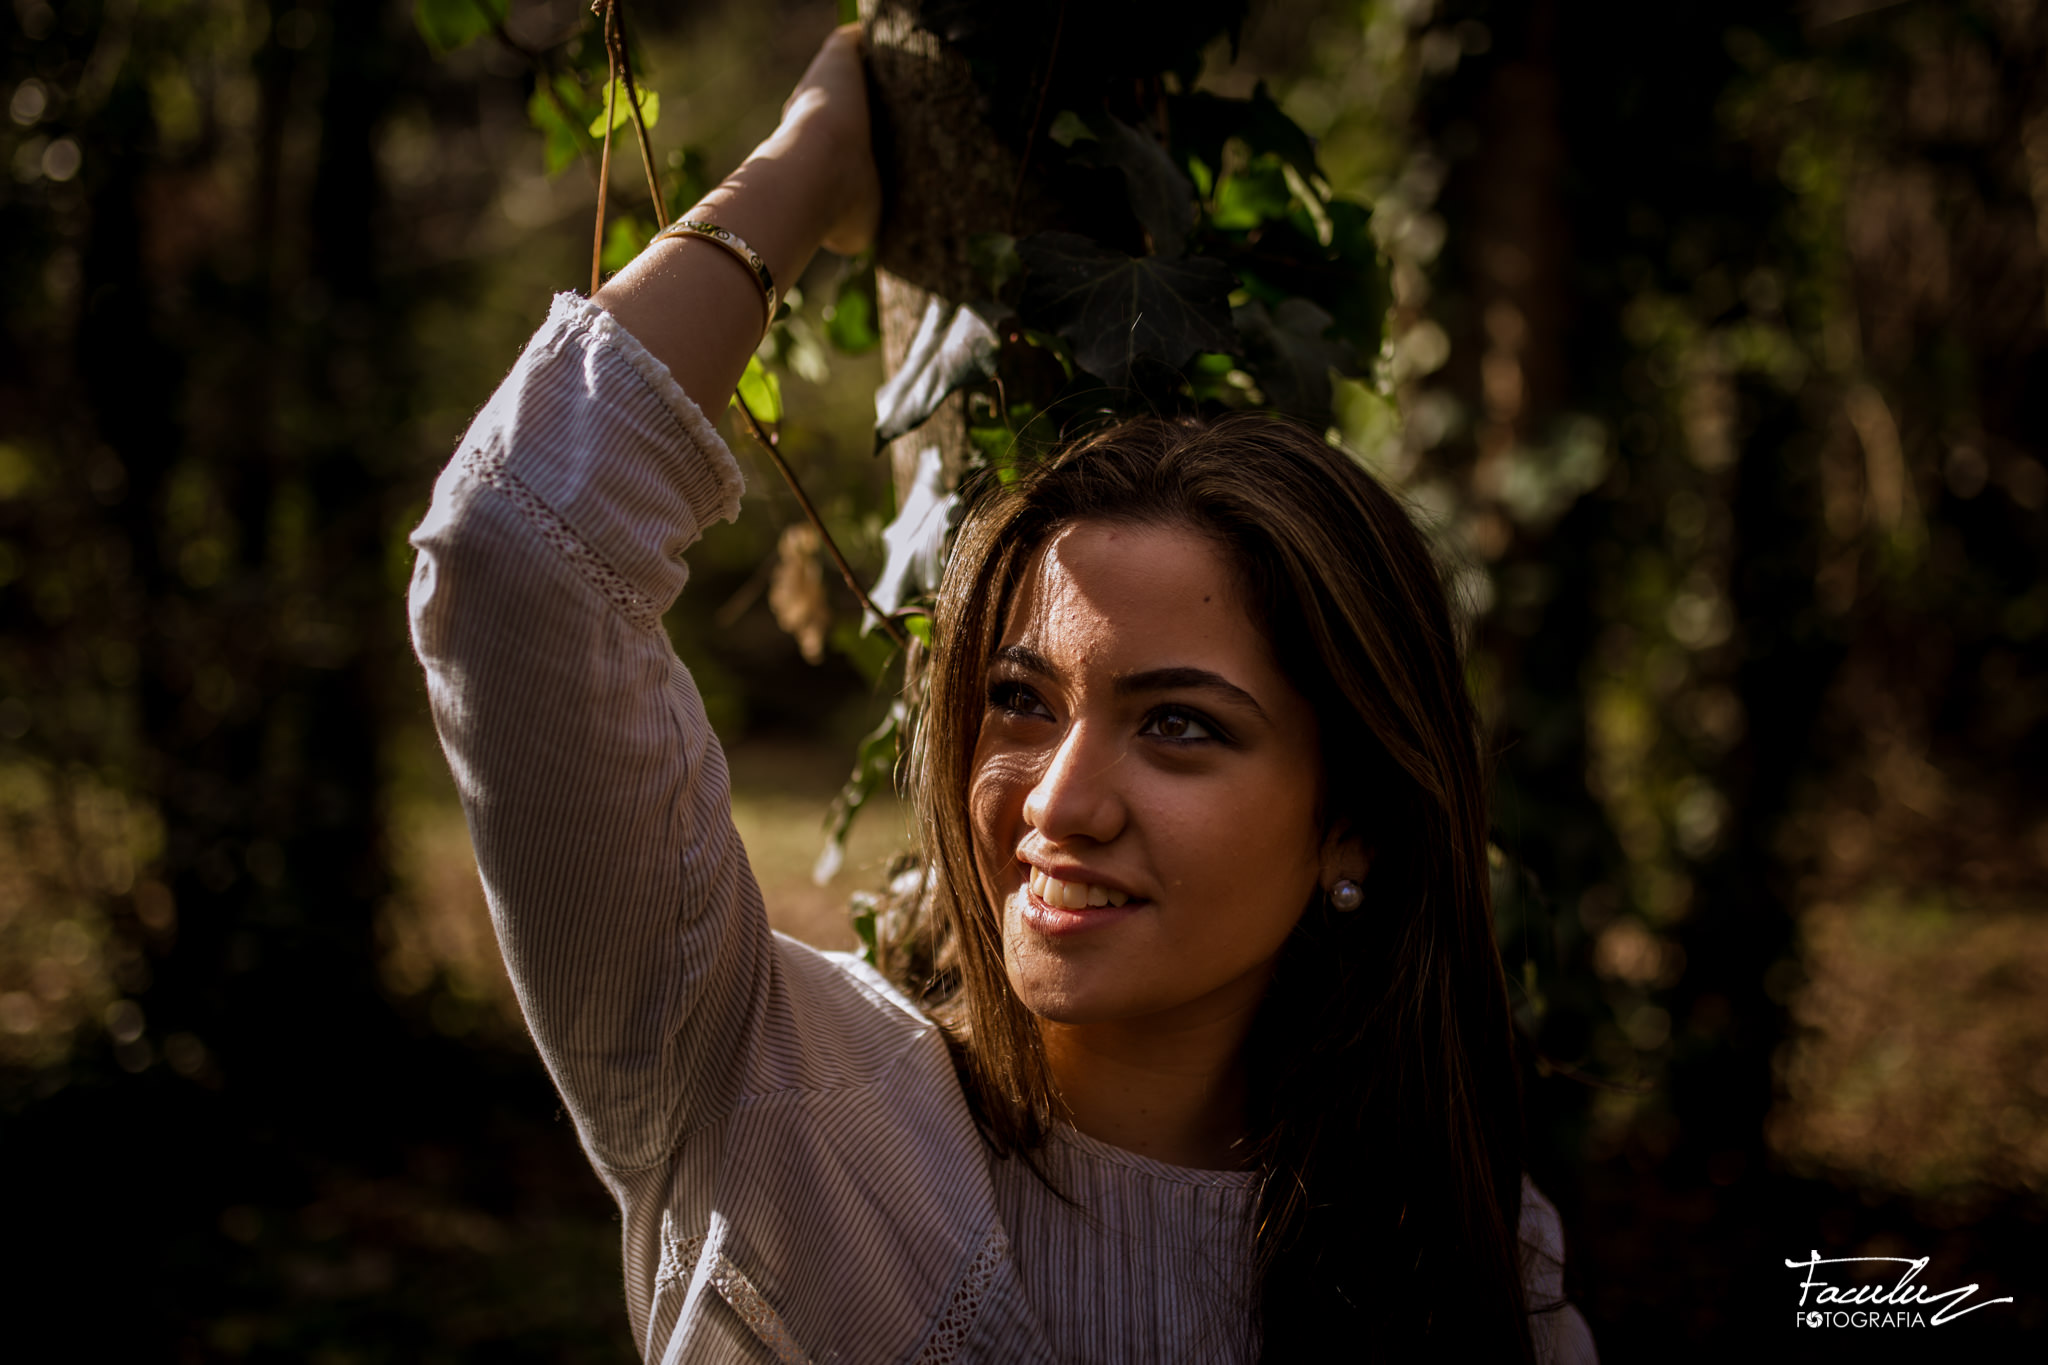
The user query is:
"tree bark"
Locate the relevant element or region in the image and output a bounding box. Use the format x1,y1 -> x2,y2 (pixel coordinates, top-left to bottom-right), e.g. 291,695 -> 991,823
859,0 -> 1031,497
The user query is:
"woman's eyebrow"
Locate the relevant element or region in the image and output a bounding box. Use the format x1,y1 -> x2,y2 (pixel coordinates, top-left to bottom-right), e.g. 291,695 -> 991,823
1116,667 -> 1268,721
992,647 -> 1269,722
991,643 -> 1053,676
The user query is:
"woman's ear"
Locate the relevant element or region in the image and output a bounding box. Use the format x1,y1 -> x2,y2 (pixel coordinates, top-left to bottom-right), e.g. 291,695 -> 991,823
1318,820 -> 1373,895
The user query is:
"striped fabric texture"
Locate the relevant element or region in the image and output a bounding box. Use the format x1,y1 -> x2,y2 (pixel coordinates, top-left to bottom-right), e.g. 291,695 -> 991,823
407,294 -> 1596,1364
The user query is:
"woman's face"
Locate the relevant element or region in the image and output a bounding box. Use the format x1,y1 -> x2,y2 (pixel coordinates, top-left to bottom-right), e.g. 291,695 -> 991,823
969,519 -> 1328,1032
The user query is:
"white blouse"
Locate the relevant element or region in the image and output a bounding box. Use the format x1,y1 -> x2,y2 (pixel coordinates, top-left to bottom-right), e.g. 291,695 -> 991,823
407,293 -> 1597,1364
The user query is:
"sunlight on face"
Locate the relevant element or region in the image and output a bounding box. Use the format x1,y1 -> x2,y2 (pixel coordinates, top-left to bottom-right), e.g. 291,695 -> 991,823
968,520 -> 1325,1032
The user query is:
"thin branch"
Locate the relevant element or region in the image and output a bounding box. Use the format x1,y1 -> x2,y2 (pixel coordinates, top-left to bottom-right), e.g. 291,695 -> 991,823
592,0 -> 619,294
610,0 -> 669,222
731,394 -> 912,652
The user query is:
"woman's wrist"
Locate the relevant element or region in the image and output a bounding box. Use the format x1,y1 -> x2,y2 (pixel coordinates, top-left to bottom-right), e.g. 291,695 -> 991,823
698,120 -> 844,261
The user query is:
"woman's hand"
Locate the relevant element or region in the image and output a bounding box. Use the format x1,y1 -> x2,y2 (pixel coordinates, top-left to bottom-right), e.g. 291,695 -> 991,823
781,24 -> 881,259
593,24 -> 881,411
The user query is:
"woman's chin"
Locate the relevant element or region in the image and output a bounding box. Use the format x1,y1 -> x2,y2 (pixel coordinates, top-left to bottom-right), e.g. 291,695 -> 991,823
1001,900 -> 1136,1023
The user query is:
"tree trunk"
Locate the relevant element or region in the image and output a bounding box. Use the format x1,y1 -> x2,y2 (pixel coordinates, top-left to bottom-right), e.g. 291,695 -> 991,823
859,0 -> 1026,497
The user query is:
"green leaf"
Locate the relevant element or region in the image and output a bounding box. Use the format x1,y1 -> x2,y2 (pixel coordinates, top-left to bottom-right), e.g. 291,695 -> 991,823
1169,84 -> 1320,185
600,214 -> 650,276
1233,297 -> 1353,421
872,298 -> 999,445
414,0 -> 504,56
1067,115 -> 1198,258
824,268 -> 880,354
968,423 -> 1015,462
1320,200 -> 1389,349
733,354 -> 783,424
902,613 -> 934,647
849,892 -> 880,964
527,76 -> 595,176
1210,156 -> 1292,231
829,618 -> 899,685
1225,206 -> 1388,354
1047,109 -> 1096,147
1333,375 -> 1400,471
588,78 -> 659,137
1016,232 -> 1238,388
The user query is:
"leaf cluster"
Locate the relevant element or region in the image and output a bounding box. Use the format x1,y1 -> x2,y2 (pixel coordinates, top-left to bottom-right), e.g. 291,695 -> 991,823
871,73 -> 1390,458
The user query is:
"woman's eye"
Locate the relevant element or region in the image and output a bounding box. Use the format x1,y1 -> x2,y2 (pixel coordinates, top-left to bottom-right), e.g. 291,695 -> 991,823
1142,707 -> 1218,743
988,681 -> 1051,720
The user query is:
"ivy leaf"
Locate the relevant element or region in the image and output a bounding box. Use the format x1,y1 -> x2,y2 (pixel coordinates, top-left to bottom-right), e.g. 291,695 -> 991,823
1227,205 -> 1388,354
1067,115 -> 1198,258
1016,232 -> 1238,388
1210,155 -> 1292,231
866,445 -> 957,628
872,297 -> 1000,446
414,0 -> 504,56
588,78 -> 659,137
1320,200 -> 1388,349
733,354 -> 783,424
1233,298 -> 1353,421
1169,83 -> 1319,184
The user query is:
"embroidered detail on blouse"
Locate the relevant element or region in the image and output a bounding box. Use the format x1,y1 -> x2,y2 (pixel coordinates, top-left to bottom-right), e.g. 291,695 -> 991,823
655,1229 -> 704,1294
708,1251 -> 814,1365
910,1228 -> 1010,1364
459,435 -> 666,636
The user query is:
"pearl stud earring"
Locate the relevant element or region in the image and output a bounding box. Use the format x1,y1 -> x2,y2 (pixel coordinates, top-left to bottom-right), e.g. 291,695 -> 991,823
1330,879 -> 1363,912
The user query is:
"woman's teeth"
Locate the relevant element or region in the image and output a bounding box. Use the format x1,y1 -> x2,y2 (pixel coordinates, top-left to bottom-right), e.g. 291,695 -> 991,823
1028,867 -> 1130,909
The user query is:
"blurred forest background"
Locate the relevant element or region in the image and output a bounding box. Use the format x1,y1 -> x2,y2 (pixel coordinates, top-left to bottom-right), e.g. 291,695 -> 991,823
2,0 -> 2044,1358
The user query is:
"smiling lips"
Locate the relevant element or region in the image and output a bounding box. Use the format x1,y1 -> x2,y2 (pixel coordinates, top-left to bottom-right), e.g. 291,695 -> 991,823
1026,867 -> 1133,909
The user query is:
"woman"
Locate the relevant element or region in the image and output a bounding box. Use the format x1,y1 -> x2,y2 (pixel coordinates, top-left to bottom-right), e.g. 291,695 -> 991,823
409,25 -> 1594,1364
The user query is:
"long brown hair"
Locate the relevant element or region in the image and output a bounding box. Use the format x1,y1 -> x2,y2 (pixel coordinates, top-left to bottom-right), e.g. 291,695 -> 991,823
884,413 -> 1534,1361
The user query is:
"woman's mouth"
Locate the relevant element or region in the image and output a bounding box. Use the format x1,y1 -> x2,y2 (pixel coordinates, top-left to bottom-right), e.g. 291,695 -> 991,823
1020,867 -> 1144,936
1027,866 -> 1130,908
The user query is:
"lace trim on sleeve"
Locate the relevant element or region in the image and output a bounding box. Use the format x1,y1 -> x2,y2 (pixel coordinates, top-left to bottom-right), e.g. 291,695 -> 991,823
460,435 -> 666,636
655,1228 -> 705,1295
911,1227 -> 1010,1364
707,1251 -> 815,1365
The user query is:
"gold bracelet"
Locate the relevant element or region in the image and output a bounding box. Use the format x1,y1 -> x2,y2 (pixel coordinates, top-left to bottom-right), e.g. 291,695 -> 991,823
652,218 -> 778,334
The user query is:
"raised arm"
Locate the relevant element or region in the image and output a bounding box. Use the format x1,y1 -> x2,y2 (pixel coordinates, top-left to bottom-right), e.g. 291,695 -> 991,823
596,24 -> 879,409
406,27 -> 878,1175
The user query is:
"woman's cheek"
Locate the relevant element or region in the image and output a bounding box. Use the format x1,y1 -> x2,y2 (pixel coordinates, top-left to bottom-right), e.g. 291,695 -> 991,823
968,748 -> 1041,873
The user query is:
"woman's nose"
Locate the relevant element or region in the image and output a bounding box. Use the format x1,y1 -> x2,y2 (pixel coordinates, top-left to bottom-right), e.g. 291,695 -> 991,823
1022,720 -> 1125,845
